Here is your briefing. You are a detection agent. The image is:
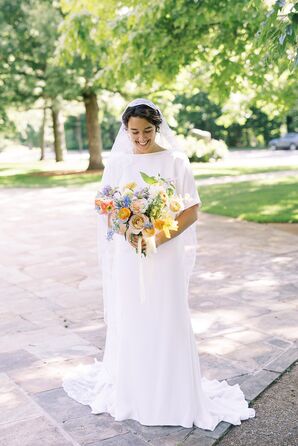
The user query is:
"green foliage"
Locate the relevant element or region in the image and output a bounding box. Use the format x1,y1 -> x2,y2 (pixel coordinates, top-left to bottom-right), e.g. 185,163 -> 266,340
0,109 -> 16,136
56,0 -> 124,95
173,93 -> 285,147
0,0 -> 69,105
1,0 -> 297,151
255,0 -> 298,72
106,0 -> 267,100
174,92 -> 224,138
64,107 -> 120,151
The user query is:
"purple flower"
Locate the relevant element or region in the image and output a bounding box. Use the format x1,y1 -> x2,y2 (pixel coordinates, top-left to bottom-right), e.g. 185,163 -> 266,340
102,185 -> 113,196
106,229 -> 114,241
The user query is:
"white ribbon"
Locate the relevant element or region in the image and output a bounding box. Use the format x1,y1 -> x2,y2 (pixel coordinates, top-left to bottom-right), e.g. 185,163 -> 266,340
137,236 -> 146,303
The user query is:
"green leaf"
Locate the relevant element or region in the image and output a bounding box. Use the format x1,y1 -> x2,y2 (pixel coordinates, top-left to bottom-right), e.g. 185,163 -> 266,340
139,171 -> 158,185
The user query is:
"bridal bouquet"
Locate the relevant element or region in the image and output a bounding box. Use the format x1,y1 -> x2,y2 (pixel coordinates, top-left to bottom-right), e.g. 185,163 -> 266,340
94,171 -> 185,256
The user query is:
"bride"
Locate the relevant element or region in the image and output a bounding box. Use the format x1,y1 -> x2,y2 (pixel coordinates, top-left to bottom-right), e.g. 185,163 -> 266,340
62,98 -> 255,430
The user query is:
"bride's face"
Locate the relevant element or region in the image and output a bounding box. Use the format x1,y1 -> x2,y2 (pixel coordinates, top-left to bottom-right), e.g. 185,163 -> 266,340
127,117 -> 157,154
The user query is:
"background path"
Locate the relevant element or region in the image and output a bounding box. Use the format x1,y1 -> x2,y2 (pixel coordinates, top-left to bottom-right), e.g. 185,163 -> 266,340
0,185 -> 297,445
216,360 -> 297,446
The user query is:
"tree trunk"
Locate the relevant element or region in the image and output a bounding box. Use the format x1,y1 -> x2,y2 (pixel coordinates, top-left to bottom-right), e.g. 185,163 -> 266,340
51,100 -> 64,162
83,91 -> 104,170
39,106 -> 47,161
75,115 -> 83,153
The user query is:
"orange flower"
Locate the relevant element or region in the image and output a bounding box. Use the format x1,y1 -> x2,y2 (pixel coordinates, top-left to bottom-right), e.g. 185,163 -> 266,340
118,207 -> 131,221
100,200 -> 115,214
95,199 -> 102,207
153,219 -> 165,231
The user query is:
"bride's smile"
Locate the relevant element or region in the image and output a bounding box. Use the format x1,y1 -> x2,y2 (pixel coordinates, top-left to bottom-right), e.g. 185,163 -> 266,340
126,116 -> 161,154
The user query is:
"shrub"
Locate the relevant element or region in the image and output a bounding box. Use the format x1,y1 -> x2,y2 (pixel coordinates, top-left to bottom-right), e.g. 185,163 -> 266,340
176,134 -> 229,162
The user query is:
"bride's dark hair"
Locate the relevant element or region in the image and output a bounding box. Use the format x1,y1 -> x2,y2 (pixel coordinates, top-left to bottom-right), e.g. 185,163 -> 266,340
122,104 -> 162,132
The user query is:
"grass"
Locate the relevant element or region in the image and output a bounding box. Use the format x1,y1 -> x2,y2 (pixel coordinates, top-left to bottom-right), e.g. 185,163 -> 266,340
0,161 -> 297,188
0,160 -> 297,223
193,165 -> 298,179
198,175 -> 298,223
0,162 -> 102,188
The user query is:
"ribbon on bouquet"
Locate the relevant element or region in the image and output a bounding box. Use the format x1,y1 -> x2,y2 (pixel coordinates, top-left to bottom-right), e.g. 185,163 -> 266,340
137,236 -> 146,304
137,235 -> 157,304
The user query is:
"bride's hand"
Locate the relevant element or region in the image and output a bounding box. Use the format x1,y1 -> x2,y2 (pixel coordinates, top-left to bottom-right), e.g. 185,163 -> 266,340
127,233 -> 146,252
155,230 -> 165,248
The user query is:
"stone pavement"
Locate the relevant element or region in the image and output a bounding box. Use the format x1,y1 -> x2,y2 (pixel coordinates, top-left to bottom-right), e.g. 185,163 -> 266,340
0,185 -> 297,446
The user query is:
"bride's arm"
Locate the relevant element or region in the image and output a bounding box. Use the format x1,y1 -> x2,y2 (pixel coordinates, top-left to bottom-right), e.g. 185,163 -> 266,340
155,204 -> 199,247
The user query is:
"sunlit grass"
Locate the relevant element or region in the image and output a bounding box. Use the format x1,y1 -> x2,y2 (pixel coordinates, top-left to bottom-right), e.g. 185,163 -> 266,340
198,175 -> 298,223
193,165 -> 298,179
1,161 -> 297,223
0,161 -> 102,188
0,161 -> 297,188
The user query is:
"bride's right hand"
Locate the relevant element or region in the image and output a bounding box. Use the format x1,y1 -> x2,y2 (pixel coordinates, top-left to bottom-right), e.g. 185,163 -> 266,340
127,233 -> 146,251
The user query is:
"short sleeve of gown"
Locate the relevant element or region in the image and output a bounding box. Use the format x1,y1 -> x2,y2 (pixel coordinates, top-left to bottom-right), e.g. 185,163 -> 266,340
176,153 -> 202,210
100,154 -> 121,187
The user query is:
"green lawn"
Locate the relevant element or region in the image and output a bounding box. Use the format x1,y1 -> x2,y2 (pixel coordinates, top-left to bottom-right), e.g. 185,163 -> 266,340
193,165 -> 298,179
198,175 -> 298,223
0,161 -> 297,223
0,161 -> 297,188
0,162 -> 102,187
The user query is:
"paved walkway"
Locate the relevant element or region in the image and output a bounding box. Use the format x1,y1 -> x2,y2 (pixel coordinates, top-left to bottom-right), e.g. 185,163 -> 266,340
0,185 -> 297,446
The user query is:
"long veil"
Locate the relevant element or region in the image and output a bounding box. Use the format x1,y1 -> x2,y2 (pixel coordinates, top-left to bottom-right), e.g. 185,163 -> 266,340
96,98 -> 199,325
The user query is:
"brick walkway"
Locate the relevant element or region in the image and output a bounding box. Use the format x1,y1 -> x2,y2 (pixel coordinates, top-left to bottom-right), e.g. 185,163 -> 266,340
0,185 -> 297,446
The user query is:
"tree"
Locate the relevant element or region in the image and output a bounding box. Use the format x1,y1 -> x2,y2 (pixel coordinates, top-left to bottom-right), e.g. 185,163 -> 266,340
56,2 -> 128,169
0,0 -> 70,161
255,0 -> 298,72
99,0 -> 297,126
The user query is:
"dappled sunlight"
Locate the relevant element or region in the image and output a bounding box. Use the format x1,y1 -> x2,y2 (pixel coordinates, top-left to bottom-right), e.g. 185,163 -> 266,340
199,174 -> 298,222
243,278 -> 280,289
224,329 -> 265,344
214,308 -> 250,324
271,256 -> 294,265
198,271 -> 227,281
272,326 -> 297,340
191,307 -> 248,335
258,204 -> 284,215
199,337 -> 241,356
74,323 -> 105,334
0,391 -> 18,405
191,312 -> 215,334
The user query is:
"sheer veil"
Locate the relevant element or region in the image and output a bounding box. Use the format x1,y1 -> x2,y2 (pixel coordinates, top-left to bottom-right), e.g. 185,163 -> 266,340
96,98 -> 198,325
108,98 -> 185,157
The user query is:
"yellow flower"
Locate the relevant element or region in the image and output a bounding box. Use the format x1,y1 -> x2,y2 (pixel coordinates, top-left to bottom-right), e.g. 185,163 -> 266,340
118,207 -> 131,221
155,217 -> 178,238
123,182 -> 137,191
169,198 -> 182,213
153,219 -> 165,231
143,226 -> 156,238
158,191 -> 168,203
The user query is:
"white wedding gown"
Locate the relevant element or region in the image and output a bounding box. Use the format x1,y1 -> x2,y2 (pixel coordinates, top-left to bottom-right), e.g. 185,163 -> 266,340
62,150 -> 255,430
